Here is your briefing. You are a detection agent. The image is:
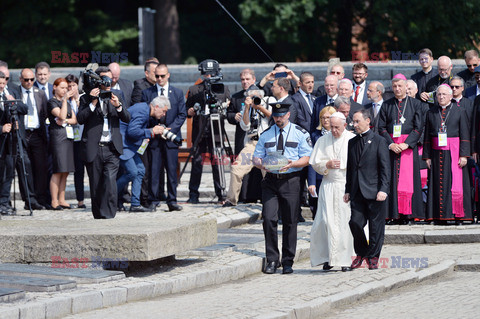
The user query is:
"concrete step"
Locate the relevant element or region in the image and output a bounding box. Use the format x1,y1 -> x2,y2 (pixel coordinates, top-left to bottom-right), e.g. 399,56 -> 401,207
0,263 -> 125,284
0,288 -> 25,303
0,275 -> 76,292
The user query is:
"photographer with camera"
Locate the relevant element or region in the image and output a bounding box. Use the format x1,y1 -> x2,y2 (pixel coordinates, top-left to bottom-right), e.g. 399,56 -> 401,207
0,71 -> 45,214
141,64 -> 186,211
77,66 -> 131,219
117,96 -> 171,213
186,59 -> 231,204
223,86 -> 273,207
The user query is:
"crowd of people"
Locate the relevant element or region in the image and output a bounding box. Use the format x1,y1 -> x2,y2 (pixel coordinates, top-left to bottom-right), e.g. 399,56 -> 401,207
2,49 -> 480,273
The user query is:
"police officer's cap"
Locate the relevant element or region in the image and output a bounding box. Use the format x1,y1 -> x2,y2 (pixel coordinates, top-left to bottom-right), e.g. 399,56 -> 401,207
270,102 -> 291,116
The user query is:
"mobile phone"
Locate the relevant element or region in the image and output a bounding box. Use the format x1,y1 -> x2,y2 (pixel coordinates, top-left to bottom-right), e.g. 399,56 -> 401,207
274,72 -> 287,78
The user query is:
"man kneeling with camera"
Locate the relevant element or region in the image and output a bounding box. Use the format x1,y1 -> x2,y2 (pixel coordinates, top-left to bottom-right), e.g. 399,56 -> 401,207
223,85 -> 272,207
117,96 -> 173,213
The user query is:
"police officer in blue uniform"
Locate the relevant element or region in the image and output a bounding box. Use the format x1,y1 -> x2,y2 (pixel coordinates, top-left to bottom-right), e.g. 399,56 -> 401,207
253,102 -> 312,274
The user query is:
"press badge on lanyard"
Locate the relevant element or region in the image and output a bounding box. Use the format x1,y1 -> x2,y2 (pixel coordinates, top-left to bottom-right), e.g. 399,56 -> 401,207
65,125 -> 74,139
27,115 -> 35,128
393,124 -> 402,137
438,125 -> 447,147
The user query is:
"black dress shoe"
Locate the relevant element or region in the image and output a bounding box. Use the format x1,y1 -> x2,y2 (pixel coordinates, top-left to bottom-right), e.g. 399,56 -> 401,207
341,267 -> 352,272
323,262 -> 333,271
298,215 -> 306,223
351,256 -> 364,269
129,205 -> 154,213
26,202 -> 45,210
264,261 -> 279,274
367,257 -> 379,270
168,203 -> 183,211
222,201 -> 234,207
77,204 -> 87,209
60,204 -> 71,209
282,265 -> 293,274
186,197 -> 199,204
52,205 -> 63,211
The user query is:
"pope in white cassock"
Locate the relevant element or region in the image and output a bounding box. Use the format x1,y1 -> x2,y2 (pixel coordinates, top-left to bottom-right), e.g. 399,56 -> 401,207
309,112 -> 355,272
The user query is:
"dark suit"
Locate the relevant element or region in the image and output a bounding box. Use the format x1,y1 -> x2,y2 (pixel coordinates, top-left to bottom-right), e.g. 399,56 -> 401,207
226,90 -> 247,155
364,101 -> 383,133
465,85 -> 478,101
34,82 -> 54,100
16,86 -> 50,206
346,129 -> 390,260
310,94 -> 336,133
457,68 -> 476,90
353,83 -> 369,105
291,91 -> 314,132
0,90 -> 42,207
141,84 -> 187,205
77,93 -> 131,219
115,78 -> 133,108
131,78 -> 155,105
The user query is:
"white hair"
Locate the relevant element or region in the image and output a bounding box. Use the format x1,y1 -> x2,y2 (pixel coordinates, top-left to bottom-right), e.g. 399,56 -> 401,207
150,96 -> 171,109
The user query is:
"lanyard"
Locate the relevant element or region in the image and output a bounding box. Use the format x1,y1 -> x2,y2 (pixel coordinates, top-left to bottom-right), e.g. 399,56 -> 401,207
438,104 -> 452,129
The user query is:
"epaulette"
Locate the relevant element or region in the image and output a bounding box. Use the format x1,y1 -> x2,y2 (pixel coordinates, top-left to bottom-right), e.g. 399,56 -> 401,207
260,126 -> 273,135
295,125 -> 308,134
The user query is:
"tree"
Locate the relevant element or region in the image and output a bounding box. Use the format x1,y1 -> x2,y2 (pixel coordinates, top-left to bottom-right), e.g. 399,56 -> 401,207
153,0 -> 181,64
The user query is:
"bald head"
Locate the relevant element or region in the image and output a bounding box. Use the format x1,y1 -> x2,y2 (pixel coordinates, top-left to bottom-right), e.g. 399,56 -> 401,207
108,62 -> 121,86
324,75 -> 338,97
438,56 -> 453,79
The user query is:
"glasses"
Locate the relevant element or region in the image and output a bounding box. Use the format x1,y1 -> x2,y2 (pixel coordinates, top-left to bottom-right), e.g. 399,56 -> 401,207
22,78 -> 35,82
321,116 -> 331,120
330,71 -> 342,75
451,85 -> 463,89
155,74 -> 168,79
419,58 -> 430,62
467,64 -> 478,68
353,72 -> 366,76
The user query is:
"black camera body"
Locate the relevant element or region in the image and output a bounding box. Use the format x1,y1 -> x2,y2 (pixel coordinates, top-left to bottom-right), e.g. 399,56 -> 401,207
81,69 -> 113,101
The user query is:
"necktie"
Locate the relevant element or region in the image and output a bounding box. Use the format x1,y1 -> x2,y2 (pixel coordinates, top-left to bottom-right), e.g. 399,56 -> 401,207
327,97 -> 334,105
160,88 -> 164,96
373,103 -> 377,117
0,93 -> 4,111
42,86 -> 47,99
26,90 -> 34,115
354,86 -> 360,102
277,129 -> 284,151
306,94 -> 313,112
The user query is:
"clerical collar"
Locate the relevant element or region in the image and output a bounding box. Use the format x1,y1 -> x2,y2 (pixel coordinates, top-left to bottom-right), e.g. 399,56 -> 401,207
423,67 -> 432,74
453,97 -> 462,103
395,95 -> 407,102
359,129 -> 370,137
440,103 -> 450,109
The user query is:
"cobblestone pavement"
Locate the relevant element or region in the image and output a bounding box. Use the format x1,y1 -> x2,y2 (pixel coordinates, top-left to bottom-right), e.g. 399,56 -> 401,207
326,271 -> 480,319
65,243 -> 480,319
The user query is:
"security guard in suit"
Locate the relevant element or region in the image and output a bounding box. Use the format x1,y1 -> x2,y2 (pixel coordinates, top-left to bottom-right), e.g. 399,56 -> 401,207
253,102 -> 312,274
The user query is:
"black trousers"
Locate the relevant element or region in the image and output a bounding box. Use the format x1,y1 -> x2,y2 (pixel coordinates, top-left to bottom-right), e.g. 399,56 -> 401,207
85,144 -> 120,219
189,132 -> 225,200
151,141 -> 179,205
24,129 -> 49,206
261,174 -> 300,267
349,192 -> 387,259
73,142 -> 85,202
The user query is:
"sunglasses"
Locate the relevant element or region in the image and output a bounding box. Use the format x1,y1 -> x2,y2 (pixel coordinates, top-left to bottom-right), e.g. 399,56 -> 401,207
22,78 -> 35,82
451,85 -> 463,89
330,71 -> 342,75
467,64 -> 478,68
155,74 -> 168,79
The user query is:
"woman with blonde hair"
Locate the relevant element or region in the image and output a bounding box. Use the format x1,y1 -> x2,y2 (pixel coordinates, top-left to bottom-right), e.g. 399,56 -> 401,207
307,106 -> 336,218
47,78 -> 77,210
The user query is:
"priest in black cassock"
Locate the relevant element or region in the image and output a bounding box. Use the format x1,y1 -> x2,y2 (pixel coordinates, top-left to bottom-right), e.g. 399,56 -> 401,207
423,84 -> 472,224
421,56 -> 453,104
378,74 -> 425,224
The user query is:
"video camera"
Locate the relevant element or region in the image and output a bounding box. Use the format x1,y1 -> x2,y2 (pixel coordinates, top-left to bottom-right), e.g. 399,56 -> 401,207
198,59 -> 226,114
80,63 -> 113,99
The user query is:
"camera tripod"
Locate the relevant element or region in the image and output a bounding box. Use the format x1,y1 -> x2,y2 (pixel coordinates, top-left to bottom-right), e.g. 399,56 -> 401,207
179,109 -> 233,199
0,99 -> 34,216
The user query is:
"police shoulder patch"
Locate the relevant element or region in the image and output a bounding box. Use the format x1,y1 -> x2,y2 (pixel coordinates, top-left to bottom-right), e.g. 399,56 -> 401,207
295,125 -> 308,134
306,136 -> 313,147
